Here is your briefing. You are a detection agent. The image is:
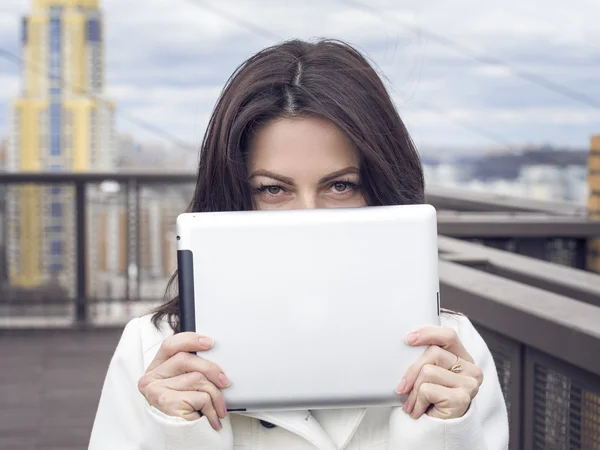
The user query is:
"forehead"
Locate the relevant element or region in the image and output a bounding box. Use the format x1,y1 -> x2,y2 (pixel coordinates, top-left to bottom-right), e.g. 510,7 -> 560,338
247,116 -> 360,172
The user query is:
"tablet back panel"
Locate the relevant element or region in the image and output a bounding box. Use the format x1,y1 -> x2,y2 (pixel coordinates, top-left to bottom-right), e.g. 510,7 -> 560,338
176,205 -> 440,411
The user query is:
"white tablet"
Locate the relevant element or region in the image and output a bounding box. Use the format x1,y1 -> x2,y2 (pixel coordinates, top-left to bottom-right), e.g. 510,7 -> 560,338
176,204 -> 440,412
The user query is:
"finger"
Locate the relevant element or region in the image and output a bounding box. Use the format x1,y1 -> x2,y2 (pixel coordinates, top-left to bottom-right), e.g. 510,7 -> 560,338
158,372 -> 228,419
403,364 -> 479,414
411,382 -> 447,419
141,352 -> 230,391
411,383 -> 472,419
148,332 -> 215,371
155,389 -> 222,430
397,345 -> 457,395
405,326 -> 473,363
143,382 -> 200,421
186,390 -> 223,430
404,364 -> 462,413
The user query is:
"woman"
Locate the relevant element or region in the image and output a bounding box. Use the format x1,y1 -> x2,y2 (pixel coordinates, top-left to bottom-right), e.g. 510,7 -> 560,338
89,39 -> 509,449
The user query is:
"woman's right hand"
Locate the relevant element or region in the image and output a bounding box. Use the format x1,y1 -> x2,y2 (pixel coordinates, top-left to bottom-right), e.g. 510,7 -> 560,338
137,332 -> 231,430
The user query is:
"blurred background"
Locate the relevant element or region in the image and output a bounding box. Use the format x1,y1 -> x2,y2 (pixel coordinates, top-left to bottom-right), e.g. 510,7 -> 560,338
0,1 -> 599,449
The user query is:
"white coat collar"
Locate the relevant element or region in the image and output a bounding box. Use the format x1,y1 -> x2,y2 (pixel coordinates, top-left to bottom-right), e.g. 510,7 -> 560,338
240,408 -> 367,450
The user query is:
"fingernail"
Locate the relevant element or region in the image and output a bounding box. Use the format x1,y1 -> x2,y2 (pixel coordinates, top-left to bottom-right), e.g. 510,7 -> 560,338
218,372 -> 231,388
218,402 -> 228,418
217,419 -> 223,430
198,337 -> 214,348
405,332 -> 419,345
395,378 -> 407,395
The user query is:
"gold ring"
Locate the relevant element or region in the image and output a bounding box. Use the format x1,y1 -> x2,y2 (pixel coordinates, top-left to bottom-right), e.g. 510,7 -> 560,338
450,355 -> 462,373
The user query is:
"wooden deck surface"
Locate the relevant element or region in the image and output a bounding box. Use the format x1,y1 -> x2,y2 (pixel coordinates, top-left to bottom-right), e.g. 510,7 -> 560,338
0,327 -> 123,450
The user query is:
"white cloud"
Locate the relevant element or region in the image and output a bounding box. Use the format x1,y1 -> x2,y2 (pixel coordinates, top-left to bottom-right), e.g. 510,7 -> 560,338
0,0 -> 599,150
473,65 -> 513,78
407,107 -> 599,126
107,83 -> 222,105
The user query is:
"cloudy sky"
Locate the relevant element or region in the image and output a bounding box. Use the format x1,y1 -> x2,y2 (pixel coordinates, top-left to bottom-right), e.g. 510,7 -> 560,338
1,0 -> 599,156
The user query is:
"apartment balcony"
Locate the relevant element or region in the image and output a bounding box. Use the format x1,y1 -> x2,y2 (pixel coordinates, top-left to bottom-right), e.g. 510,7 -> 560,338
1,172 -> 599,450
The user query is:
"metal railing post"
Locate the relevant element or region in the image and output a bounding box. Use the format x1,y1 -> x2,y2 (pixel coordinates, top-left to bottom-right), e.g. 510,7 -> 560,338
126,177 -> 139,303
136,181 -> 141,301
75,181 -> 87,324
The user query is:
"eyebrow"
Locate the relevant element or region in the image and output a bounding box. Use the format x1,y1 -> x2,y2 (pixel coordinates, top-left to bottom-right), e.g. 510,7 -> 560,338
249,166 -> 359,185
319,167 -> 360,184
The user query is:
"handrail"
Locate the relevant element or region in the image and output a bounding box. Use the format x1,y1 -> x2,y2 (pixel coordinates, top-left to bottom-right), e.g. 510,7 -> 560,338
0,172 -> 590,216
439,258 -> 600,376
427,184 -> 588,216
439,236 -> 600,307
437,211 -> 600,238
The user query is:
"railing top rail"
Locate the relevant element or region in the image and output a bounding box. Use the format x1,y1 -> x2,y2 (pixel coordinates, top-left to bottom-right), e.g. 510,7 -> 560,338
0,173 -> 589,216
439,259 -> 600,376
439,236 -> 600,306
0,172 -> 197,184
437,212 -> 600,237
427,184 -> 587,216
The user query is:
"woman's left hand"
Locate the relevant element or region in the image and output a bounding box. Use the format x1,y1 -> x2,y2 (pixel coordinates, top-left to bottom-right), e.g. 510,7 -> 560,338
395,326 -> 484,420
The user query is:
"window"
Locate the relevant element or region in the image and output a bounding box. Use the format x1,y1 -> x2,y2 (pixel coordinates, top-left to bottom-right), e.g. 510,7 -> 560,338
50,104 -> 61,119
49,104 -> 61,156
51,202 -> 62,218
49,12 -> 61,98
50,240 -> 62,256
87,18 -> 101,42
49,17 -> 61,81
21,17 -> 28,44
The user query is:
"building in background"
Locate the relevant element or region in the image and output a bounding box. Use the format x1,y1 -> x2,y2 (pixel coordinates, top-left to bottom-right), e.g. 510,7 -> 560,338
116,134 -> 197,171
0,138 -> 6,283
423,161 -> 588,204
6,0 -> 115,293
89,184 -> 190,306
589,135 -> 600,273
0,138 -> 7,170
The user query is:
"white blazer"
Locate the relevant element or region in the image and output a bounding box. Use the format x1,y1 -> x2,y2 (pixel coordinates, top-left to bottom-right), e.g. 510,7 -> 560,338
89,313 -> 509,449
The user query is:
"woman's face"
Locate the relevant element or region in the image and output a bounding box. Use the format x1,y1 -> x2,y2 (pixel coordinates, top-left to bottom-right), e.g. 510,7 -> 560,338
247,116 -> 367,210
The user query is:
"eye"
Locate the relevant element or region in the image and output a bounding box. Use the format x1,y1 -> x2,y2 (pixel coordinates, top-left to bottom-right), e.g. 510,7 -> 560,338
266,186 -> 283,195
329,181 -> 356,194
254,184 -> 286,196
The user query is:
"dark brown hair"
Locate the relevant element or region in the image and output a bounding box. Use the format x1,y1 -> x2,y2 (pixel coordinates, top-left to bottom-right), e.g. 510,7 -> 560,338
152,38 -> 425,332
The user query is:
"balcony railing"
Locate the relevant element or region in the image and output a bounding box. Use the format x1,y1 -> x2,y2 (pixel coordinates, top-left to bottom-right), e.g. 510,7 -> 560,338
1,172 -> 599,449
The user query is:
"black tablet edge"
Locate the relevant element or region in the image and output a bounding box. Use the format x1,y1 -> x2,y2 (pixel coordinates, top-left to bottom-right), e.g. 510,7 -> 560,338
177,249 -> 196,333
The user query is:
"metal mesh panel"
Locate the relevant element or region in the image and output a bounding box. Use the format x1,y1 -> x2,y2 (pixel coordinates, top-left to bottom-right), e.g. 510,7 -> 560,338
1,183 -> 76,326
486,338 -> 513,411
462,237 -> 587,270
533,362 -> 600,450
84,181 -> 194,323
481,238 -> 517,253
544,238 -> 583,269
86,181 -> 130,323
137,183 -> 193,303
476,325 -> 520,441
0,177 -> 198,326
582,392 -> 600,450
